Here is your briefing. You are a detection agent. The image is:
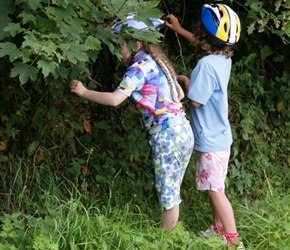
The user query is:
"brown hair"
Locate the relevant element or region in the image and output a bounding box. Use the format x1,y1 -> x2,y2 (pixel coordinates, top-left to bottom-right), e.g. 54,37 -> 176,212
191,23 -> 233,58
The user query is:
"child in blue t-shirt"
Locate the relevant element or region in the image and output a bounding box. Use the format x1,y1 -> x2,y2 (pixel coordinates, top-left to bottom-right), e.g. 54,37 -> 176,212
70,15 -> 194,230
166,3 -> 244,249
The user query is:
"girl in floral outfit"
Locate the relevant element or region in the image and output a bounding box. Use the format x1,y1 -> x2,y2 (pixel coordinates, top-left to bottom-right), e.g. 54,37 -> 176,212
70,15 -> 194,230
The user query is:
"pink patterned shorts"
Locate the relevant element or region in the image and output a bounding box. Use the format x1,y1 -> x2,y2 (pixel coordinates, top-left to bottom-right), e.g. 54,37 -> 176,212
195,148 -> 231,193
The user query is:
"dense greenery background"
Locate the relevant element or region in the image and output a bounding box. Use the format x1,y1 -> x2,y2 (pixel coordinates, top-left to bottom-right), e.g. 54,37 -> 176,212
0,0 -> 289,249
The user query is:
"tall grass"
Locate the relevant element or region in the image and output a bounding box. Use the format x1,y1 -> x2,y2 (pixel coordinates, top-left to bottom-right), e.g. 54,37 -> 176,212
0,160 -> 289,249
1,190 -> 289,249
234,172 -> 290,249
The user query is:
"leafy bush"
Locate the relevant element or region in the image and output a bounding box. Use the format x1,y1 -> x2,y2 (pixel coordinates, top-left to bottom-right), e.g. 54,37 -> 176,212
0,0 -> 289,241
0,0 -> 163,211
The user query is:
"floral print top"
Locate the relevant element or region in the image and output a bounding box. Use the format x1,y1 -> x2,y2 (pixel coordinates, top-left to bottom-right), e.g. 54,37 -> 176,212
116,52 -> 185,130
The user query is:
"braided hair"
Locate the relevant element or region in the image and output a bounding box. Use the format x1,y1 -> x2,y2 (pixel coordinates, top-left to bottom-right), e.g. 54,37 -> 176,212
139,42 -> 183,105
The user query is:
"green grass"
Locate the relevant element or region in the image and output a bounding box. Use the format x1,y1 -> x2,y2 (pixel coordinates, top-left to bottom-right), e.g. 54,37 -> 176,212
0,158 -> 289,249
1,180 -> 289,249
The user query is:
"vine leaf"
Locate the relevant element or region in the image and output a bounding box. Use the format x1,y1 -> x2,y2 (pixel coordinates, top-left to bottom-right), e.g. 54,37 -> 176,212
26,0 -> 42,10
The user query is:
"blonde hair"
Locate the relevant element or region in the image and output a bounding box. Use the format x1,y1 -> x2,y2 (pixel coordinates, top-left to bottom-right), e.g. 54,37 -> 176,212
191,23 -> 234,58
140,42 -> 183,105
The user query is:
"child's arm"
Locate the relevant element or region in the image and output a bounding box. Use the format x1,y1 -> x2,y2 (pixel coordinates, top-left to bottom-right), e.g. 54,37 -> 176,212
70,80 -> 128,107
177,75 -> 201,108
177,75 -> 190,93
165,14 -> 195,43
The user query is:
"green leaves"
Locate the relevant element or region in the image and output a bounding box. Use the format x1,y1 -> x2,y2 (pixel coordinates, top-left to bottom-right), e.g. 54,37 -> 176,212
0,0 -> 164,85
25,0 -> 42,10
85,36 -> 102,51
0,1 -> 15,40
260,45 -> 273,59
0,42 -> 21,61
18,12 -> 37,25
63,43 -> 89,64
45,6 -> 78,23
10,62 -> 38,85
245,0 -> 290,44
3,23 -> 24,37
51,0 -> 71,9
37,60 -> 58,78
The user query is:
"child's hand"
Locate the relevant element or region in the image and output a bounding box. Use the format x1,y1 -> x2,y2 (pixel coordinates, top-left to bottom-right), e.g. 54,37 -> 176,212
165,14 -> 182,33
70,80 -> 87,97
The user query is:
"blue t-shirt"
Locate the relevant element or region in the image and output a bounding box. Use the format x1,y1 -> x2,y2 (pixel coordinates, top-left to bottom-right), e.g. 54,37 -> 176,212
188,54 -> 233,152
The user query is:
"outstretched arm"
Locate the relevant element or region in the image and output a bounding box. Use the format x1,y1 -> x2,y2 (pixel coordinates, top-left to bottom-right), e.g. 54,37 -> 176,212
70,80 -> 128,107
165,14 -> 195,43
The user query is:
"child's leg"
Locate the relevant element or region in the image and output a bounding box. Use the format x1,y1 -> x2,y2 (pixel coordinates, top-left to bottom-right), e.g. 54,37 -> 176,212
209,199 -> 224,235
207,191 -> 237,233
208,191 -> 240,244
196,149 -> 240,244
162,205 -> 179,229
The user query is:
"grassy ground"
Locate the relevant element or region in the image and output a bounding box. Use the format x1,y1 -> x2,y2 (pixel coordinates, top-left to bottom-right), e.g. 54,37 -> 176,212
0,156 -> 289,249
0,173 -> 289,250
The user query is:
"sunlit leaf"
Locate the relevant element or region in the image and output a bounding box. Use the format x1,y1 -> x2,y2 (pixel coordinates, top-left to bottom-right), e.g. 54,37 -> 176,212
0,141 -> 8,151
277,99 -> 286,112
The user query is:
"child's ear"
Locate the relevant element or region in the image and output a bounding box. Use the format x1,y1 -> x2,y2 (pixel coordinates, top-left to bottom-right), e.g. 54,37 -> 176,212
134,40 -> 142,50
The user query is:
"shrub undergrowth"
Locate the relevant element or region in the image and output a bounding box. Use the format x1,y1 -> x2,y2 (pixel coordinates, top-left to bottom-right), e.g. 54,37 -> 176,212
0,0 -> 289,249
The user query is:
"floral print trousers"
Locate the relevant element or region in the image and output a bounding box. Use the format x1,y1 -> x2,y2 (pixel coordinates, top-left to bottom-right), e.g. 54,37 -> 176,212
149,121 -> 194,210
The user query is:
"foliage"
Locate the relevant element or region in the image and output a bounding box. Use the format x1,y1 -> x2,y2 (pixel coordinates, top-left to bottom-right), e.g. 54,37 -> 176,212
0,0 -> 163,210
0,2 -> 289,250
236,178 -> 290,249
245,0 -> 290,45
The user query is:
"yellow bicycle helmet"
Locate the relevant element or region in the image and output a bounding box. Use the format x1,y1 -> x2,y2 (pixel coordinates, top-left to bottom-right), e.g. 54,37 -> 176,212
201,3 -> 241,46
